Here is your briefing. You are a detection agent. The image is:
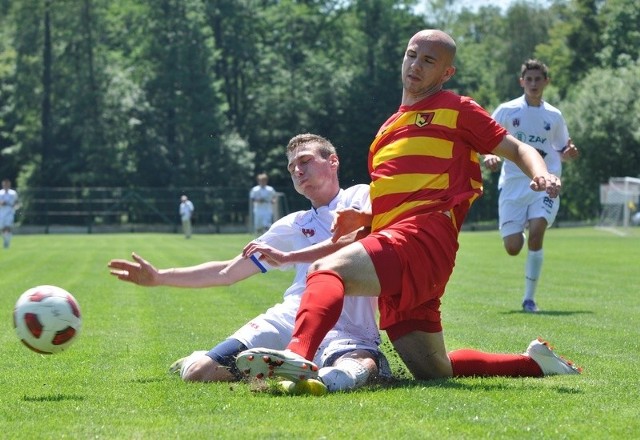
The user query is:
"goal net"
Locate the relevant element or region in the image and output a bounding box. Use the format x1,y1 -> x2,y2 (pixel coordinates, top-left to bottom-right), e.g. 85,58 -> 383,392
598,177 -> 640,228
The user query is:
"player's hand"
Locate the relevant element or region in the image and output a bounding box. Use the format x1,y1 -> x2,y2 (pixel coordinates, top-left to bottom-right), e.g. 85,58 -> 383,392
530,174 -> 561,198
242,241 -> 290,267
483,154 -> 502,172
562,138 -> 579,161
331,208 -> 370,243
108,253 -> 159,286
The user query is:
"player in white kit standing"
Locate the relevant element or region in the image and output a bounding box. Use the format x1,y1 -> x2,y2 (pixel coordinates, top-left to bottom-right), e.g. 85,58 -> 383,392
0,178 -> 19,249
484,59 -> 579,313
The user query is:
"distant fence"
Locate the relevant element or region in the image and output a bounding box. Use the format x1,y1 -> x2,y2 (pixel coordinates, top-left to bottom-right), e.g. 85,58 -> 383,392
15,187 -> 289,234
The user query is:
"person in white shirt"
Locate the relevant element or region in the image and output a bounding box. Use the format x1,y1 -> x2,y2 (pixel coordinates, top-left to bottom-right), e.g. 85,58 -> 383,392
484,59 -> 579,313
0,178 -> 19,249
249,173 -> 277,234
179,195 -> 195,238
108,133 -> 389,395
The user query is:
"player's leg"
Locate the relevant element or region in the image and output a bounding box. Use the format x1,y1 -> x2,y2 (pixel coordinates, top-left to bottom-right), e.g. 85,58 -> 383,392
235,242 -> 380,381
178,339 -> 247,382
2,225 -> 11,248
448,338 -> 581,377
391,330 -> 453,379
522,194 -> 559,311
522,217 -> 547,311
184,302 -> 296,382
286,241 -> 381,359
499,186 -> 528,256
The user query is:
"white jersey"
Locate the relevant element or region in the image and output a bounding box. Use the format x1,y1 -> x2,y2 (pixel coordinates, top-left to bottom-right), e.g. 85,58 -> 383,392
179,200 -> 194,221
492,95 -> 569,189
0,188 -> 18,228
250,185 -> 276,212
240,184 -> 380,365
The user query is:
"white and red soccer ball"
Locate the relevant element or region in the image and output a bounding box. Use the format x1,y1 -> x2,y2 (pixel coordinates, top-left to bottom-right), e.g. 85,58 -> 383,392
13,285 -> 82,354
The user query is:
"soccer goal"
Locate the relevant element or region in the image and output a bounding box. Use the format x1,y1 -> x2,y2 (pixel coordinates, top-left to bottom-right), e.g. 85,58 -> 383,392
598,177 -> 640,228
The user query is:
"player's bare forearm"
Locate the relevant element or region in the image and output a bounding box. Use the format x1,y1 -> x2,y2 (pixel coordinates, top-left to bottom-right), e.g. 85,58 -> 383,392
108,253 -> 259,288
493,135 -> 561,197
331,208 -> 372,242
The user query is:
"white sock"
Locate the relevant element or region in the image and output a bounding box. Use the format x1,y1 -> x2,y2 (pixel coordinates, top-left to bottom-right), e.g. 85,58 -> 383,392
524,249 -> 544,301
319,358 -> 371,392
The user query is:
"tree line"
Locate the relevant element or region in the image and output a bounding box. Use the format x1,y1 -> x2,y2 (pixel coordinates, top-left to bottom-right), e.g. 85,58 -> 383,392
0,0 -> 638,223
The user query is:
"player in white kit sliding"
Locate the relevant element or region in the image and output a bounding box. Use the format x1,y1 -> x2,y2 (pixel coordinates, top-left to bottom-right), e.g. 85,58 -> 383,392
108,133 -> 389,395
484,59 -> 579,313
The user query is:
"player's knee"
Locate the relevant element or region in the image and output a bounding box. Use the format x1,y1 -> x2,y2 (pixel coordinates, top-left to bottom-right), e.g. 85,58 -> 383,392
503,234 -> 524,255
307,257 -> 336,275
505,245 -> 521,256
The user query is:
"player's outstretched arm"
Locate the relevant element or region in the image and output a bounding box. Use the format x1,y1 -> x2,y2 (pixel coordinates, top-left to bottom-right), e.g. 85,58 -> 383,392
242,228 -> 364,268
108,252 -> 260,288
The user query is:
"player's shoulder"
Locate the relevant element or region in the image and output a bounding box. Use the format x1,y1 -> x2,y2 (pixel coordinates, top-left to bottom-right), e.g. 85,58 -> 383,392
541,100 -> 564,116
342,184 -> 369,197
496,96 -> 525,111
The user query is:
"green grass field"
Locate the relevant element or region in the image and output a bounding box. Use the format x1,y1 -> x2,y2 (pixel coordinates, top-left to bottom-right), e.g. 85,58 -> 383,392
1,228 -> 638,439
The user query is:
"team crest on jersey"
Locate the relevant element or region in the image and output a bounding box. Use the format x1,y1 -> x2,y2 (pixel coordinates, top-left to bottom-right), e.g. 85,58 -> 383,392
302,228 -> 315,237
543,121 -> 551,131
512,118 -> 520,127
415,112 -> 435,127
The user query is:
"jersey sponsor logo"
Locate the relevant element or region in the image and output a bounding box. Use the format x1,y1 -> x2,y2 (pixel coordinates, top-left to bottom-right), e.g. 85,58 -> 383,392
536,148 -> 548,158
302,228 -> 315,237
415,112 -> 435,127
529,135 -> 547,144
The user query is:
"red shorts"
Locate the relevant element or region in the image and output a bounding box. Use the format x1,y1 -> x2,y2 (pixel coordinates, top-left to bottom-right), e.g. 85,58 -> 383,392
359,211 -> 459,341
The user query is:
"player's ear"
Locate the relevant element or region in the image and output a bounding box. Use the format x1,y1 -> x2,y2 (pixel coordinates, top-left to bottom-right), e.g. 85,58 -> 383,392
442,65 -> 456,83
329,154 -> 339,168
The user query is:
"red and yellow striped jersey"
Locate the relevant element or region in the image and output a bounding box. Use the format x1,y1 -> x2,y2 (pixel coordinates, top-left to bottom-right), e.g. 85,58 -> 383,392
368,90 -> 506,232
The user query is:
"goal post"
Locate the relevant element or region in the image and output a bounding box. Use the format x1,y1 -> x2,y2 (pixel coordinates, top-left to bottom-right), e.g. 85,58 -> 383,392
598,177 -> 640,228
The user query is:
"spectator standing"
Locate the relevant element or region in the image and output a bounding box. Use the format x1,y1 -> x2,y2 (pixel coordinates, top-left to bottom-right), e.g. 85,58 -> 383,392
250,173 -> 277,234
179,195 -> 194,239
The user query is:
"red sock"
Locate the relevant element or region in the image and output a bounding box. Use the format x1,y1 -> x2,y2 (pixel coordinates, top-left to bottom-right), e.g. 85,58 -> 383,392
286,270 -> 345,360
449,349 -> 543,377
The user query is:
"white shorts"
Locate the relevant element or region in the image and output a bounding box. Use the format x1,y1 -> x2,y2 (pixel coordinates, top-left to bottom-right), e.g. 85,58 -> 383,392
231,297 -> 380,367
498,182 -> 560,238
0,210 -> 15,229
253,208 -> 273,230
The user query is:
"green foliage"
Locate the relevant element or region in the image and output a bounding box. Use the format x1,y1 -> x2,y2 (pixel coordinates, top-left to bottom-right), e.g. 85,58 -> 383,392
1,0 -> 639,223
560,60 -> 640,218
597,0 -> 640,67
1,230 -> 639,438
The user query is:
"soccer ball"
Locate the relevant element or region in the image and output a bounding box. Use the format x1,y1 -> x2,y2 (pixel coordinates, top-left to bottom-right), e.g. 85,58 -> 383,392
13,285 -> 82,354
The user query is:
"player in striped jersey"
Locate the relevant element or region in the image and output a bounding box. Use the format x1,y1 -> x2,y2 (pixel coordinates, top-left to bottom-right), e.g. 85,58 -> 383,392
237,30 -> 580,382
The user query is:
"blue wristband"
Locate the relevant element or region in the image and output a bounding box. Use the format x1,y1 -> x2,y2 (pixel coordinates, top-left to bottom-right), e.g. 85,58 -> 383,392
249,254 -> 267,273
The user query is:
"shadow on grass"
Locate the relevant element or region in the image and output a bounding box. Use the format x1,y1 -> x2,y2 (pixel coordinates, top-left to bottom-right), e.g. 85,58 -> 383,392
23,394 -> 85,402
130,376 -> 167,384
502,309 -> 595,316
369,377 -> 584,394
